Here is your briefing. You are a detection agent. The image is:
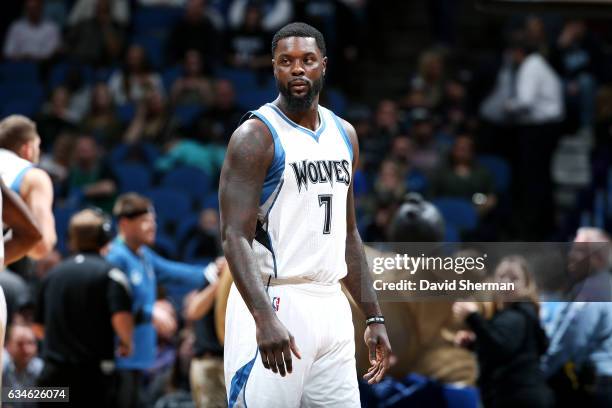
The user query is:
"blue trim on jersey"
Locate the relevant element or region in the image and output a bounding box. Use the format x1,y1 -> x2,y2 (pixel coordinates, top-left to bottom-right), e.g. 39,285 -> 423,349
331,113 -> 354,162
250,111 -> 285,206
267,103 -> 326,142
10,165 -> 32,193
266,230 -> 278,279
228,350 -> 259,408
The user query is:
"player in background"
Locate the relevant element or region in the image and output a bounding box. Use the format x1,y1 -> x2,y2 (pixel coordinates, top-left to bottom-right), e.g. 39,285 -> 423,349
0,115 -> 56,260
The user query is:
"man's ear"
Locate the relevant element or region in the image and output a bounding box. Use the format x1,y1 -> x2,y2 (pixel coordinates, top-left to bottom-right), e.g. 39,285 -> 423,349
19,143 -> 30,161
322,56 -> 328,76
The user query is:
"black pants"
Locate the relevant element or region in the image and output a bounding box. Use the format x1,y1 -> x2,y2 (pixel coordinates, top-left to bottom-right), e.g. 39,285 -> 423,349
37,360 -> 116,407
516,122 -> 561,240
116,369 -> 145,408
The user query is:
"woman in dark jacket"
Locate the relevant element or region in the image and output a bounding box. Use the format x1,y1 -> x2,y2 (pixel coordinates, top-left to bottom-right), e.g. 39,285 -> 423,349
453,256 -> 554,408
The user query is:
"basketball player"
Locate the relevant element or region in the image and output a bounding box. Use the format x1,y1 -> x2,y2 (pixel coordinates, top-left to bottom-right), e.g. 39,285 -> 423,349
0,115 -> 56,260
1,178 -> 43,396
220,23 -> 392,407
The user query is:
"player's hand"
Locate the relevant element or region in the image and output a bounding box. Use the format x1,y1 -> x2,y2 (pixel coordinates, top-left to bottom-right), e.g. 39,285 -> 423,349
255,314 -> 301,377
363,324 -> 392,384
117,340 -> 133,357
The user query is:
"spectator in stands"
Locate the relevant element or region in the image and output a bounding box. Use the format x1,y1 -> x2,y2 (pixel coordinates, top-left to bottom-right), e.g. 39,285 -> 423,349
505,32 -> 563,240
184,262 -> 226,408
551,20 -> 603,133
68,0 -> 129,27
361,100 -> 401,173
453,256 -> 554,408
124,88 -> 176,145
229,0 -> 292,31
66,0 -> 126,67
412,48 -> 447,110
109,44 -> 164,105
106,193 -> 221,408
430,134 -> 497,216
81,83 -> 123,148
39,133 -> 74,188
166,0 -> 222,66
363,199 -> 397,243
409,107 -> 442,175
155,138 -> 226,178
180,208 -> 222,261
439,72 -> 472,135
543,228 -> 612,408
224,2 -> 272,72
3,0 -> 60,62
2,324 -> 43,394
36,87 -> 79,152
62,135 -> 118,212
196,80 -> 243,143
374,159 -> 406,204
171,49 -> 215,107
388,136 -> 428,194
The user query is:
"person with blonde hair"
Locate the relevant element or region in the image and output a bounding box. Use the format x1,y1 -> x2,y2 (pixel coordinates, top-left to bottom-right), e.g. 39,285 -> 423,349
453,256 -> 553,408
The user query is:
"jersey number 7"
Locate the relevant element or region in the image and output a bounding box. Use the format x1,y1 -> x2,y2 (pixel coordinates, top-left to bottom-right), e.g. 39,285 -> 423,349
318,194 -> 332,234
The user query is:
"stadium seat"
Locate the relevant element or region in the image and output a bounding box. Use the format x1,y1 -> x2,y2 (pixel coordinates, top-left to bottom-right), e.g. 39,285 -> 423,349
116,103 -> 136,124
154,232 -> 177,259
478,154 -> 511,193
133,6 -> 183,36
162,66 -> 183,91
172,104 -> 204,128
0,61 -> 38,83
48,62 -> 94,90
444,223 -> 460,242
325,89 -> 347,116
0,83 -> 44,117
161,166 -> 212,201
200,192 -> 219,210
432,198 -> 478,231
113,163 -> 153,194
215,67 -> 261,90
146,187 -> 193,226
175,214 -> 201,246
110,143 -> 161,165
133,34 -> 165,69
53,206 -> 78,255
237,86 -> 278,111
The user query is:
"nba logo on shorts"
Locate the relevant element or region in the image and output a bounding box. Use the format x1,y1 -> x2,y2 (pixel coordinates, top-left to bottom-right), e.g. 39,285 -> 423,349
272,297 -> 280,312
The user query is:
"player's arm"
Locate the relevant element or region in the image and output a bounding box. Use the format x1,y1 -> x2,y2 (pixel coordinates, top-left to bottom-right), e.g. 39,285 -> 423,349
220,118 -> 301,377
340,119 -> 392,384
1,178 -> 42,265
20,168 -> 57,259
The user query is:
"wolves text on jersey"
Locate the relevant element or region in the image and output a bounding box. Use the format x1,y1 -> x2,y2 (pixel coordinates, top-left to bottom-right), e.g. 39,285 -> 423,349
289,159 -> 351,193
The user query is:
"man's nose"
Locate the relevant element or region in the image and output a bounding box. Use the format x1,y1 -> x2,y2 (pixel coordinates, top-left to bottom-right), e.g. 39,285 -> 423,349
291,60 -> 305,76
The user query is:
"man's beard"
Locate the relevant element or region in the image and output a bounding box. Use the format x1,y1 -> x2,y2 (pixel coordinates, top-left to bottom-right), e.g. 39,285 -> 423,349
277,76 -> 324,113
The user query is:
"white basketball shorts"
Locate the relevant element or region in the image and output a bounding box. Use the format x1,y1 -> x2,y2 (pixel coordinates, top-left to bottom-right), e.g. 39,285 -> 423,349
224,280 -> 360,408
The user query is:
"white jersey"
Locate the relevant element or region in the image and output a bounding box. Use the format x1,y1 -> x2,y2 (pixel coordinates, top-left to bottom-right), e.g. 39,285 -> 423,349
250,103 -> 353,284
0,148 -> 33,194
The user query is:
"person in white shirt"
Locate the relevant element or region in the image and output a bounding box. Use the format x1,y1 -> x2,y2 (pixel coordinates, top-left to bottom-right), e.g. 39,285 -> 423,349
3,0 -> 60,61
505,33 -> 564,240
505,44 -> 564,125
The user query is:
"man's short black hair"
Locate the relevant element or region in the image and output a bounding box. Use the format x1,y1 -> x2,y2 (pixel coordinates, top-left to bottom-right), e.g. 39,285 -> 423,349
271,22 -> 326,56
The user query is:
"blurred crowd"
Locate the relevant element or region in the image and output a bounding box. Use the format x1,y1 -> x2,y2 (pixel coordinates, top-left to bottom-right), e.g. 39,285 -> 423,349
0,0 -> 612,407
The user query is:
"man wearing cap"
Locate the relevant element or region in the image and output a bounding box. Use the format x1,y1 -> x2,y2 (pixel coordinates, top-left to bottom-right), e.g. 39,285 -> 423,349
33,209 -> 134,407
106,193 -> 222,408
